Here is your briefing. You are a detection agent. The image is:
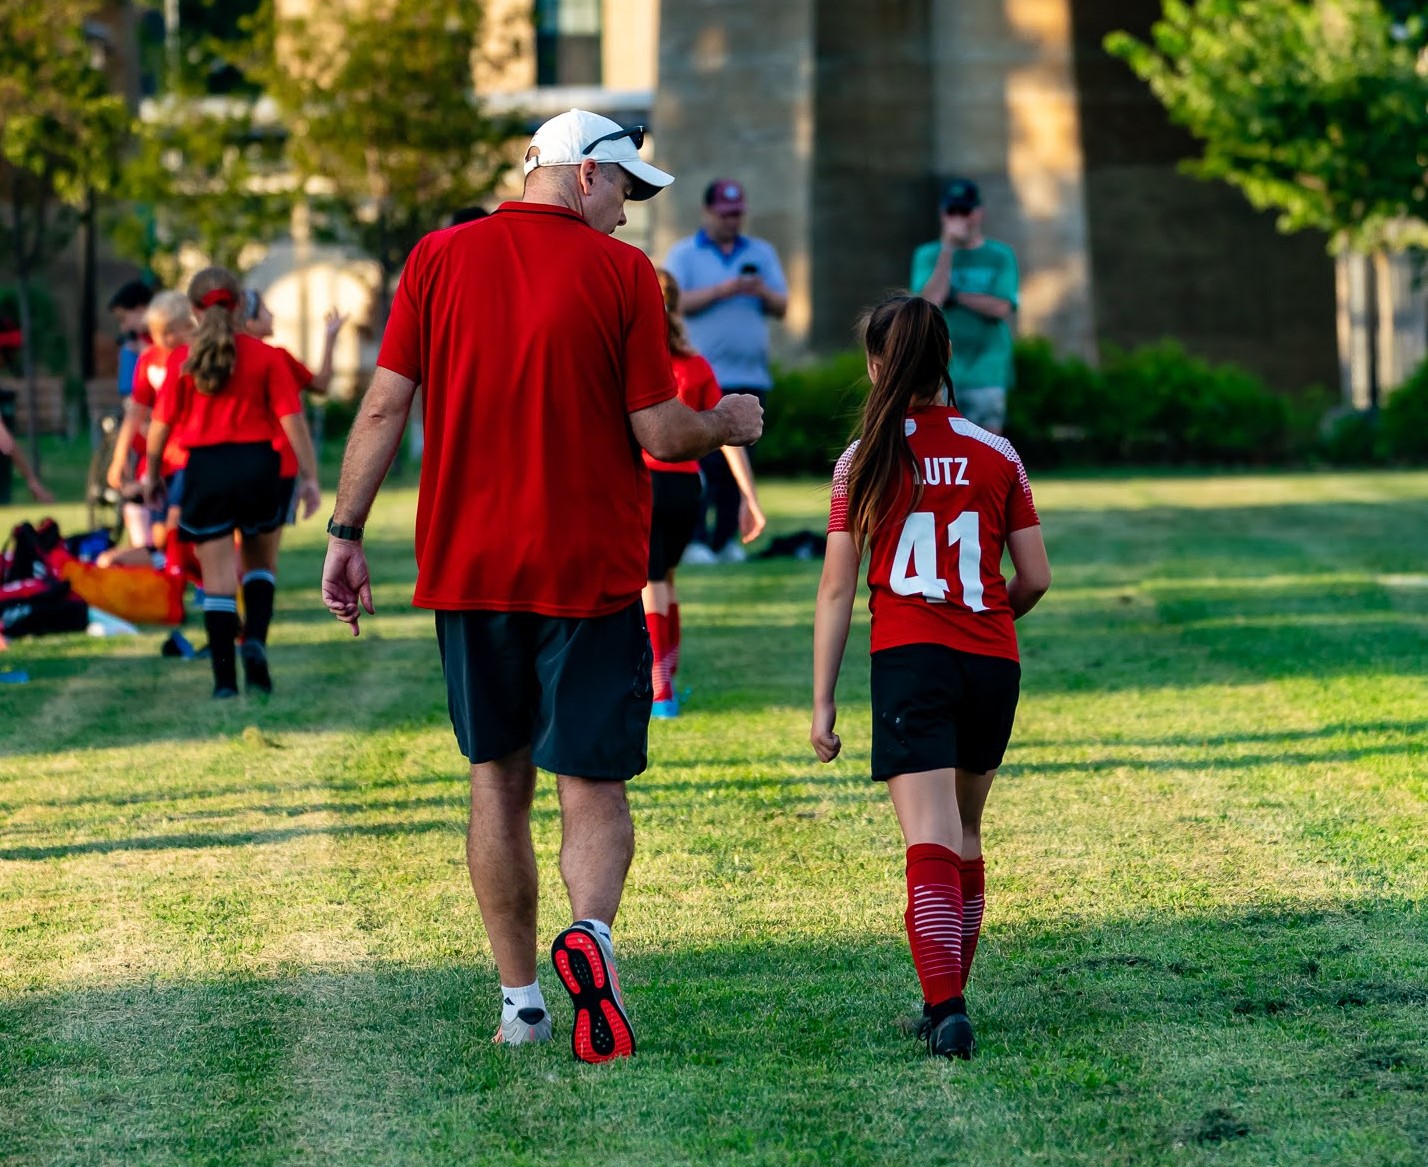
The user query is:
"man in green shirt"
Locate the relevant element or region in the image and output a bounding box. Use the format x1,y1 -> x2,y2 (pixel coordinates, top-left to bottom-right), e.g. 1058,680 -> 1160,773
910,179 -> 1019,434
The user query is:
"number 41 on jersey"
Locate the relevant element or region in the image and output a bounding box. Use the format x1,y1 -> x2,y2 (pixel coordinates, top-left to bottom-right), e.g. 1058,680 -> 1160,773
889,511 -> 987,611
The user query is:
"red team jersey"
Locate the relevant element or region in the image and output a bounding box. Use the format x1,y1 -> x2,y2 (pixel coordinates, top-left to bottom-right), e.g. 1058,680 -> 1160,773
127,345 -> 169,476
154,334 -> 304,452
828,404 -> 1040,662
378,202 -> 677,617
268,345 -> 314,477
643,353 -> 722,474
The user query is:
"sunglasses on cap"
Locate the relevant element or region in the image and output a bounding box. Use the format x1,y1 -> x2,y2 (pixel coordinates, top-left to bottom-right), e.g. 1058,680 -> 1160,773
582,125 -> 645,155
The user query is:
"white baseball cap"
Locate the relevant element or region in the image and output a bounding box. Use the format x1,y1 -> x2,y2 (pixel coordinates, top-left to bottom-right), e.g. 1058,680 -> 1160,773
522,108 -> 674,202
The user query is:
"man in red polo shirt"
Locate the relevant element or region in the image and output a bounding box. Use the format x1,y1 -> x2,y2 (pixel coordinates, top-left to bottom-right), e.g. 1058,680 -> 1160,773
322,109 -> 762,1064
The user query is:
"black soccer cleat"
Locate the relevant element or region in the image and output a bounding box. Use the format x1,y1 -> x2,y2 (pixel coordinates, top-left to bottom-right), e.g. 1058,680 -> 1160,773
927,1012 -> 976,1061
240,642 -> 273,694
213,686 -> 239,700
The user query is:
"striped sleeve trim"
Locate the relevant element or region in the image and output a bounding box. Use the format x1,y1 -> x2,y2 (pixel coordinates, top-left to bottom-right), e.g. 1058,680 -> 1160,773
827,441 -> 859,534
949,417 -> 1039,527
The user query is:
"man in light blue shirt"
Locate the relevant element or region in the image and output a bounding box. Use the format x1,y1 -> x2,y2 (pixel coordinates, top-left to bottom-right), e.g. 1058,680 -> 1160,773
664,179 -> 787,561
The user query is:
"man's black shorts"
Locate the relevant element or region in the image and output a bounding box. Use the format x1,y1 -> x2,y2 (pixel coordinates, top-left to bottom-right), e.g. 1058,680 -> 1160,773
648,470 -> 702,581
178,442 -> 286,544
435,602 -> 652,780
870,643 -> 1021,780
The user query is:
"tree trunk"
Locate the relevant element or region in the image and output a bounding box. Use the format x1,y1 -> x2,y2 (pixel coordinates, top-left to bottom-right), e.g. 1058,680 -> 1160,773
1367,250 -> 1382,412
10,189 -> 41,474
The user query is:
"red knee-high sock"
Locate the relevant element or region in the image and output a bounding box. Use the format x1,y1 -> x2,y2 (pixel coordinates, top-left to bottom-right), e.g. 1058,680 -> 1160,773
647,611 -> 672,702
668,601 -> 681,678
904,843 -> 964,1008
959,855 -> 986,992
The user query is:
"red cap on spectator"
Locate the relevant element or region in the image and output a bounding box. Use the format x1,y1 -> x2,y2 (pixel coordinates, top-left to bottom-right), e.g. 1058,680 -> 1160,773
704,179 -> 746,215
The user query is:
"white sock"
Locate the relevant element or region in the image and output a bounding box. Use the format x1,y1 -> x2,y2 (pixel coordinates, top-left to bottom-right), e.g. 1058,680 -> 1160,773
501,980 -> 545,1021
576,918 -> 613,949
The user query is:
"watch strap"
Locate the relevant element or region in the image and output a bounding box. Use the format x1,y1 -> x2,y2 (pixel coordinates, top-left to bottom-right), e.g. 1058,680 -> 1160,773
327,517 -> 364,541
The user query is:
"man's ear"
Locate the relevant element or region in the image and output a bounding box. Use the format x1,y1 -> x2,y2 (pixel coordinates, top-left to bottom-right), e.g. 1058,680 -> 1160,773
577,158 -> 600,195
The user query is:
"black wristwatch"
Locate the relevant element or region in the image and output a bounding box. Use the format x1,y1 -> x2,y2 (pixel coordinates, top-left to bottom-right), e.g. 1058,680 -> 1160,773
327,517 -> 364,542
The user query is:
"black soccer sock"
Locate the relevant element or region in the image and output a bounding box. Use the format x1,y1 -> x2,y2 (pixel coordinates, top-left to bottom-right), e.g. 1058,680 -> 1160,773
203,595 -> 240,693
240,570 -> 277,645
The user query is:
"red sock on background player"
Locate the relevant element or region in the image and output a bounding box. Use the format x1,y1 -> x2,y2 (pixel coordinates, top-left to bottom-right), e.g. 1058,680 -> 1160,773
647,610 -> 672,703
668,601 -> 681,678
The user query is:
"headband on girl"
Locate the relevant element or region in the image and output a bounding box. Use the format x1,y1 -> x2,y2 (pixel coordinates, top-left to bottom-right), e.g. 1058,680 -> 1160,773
198,289 -> 238,311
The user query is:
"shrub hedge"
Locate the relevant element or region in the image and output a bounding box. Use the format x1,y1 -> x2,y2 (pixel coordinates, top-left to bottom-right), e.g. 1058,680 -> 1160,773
757,338 -> 1370,474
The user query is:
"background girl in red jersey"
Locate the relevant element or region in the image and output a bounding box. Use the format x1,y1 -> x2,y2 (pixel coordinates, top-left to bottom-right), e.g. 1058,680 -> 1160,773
810,295 -> 1051,1061
242,288 -> 346,523
143,267 -> 321,699
106,291 -> 195,559
645,270 -> 766,718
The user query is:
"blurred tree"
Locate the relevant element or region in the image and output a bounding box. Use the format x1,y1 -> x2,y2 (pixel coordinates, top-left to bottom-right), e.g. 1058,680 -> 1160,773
113,99 -> 293,283
113,2 -> 292,283
1107,0 -> 1428,405
1107,0 -> 1428,255
247,0 -> 523,317
0,0 -> 131,467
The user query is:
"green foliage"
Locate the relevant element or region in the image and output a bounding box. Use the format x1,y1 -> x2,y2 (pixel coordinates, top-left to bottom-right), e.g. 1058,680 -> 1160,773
1319,407 -> 1383,464
0,2 -> 131,220
247,0 -> 522,290
114,99 -> 293,281
1106,0 -> 1428,255
761,351 -> 869,475
767,341 -> 1306,473
0,284 -> 66,375
1380,356 -> 1428,459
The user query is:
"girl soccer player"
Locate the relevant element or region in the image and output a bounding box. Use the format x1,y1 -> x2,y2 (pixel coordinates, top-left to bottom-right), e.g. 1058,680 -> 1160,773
106,290 -> 196,558
645,270 -> 766,717
242,289 -> 346,521
143,268 -> 321,699
810,294 -> 1051,1060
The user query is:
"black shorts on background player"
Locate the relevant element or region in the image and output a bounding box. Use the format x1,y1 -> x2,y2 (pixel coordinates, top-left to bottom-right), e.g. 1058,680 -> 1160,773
870,643 -> 1021,779
436,602 -> 653,780
648,471 -> 702,581
178,442 -> 285,543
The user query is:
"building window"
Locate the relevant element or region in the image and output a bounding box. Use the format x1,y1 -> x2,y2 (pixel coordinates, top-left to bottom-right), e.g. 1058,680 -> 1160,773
535,0 -> 602,87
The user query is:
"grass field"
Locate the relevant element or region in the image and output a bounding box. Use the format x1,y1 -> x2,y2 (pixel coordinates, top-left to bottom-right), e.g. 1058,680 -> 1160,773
2,463 -> 1426,1166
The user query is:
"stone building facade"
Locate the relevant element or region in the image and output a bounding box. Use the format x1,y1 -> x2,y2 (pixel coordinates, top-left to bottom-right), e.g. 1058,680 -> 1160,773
648,0 -> 1343,391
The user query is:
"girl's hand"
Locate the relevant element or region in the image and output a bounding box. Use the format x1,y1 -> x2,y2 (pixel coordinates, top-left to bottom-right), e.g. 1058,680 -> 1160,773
324,307 -> 348,340
106,460 -> 127,492
811,701 -> 842,763
141,474 -> 164,510
739,497 -> 767,544
298,478 -> 322,520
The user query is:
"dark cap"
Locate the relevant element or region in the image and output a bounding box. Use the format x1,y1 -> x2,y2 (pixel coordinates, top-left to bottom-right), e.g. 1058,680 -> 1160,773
703,179 -> 747,213
940,178 -> 981,214
107,279 -> 155,312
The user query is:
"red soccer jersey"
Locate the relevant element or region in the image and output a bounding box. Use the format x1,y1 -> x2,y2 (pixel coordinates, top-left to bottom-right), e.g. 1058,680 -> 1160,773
643,353 -> 722,473
378,201 -> 678,617
828,405 -> 1040,661
268,345 -> 314,478
127,345 -> 171,476
154,333 -> 304,454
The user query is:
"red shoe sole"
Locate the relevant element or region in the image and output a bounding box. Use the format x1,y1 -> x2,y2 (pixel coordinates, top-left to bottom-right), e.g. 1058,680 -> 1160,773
551,927 -> 635,1063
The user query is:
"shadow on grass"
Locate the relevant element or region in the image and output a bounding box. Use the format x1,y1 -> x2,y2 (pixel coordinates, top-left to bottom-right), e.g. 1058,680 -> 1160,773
3,494 -> 1427,757
2,902 -> 1425,1165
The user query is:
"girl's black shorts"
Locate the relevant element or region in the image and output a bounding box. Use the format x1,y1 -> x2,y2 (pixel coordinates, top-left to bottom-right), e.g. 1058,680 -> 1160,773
648,470 -> 703,581
870,643 -> 1021,779
178,442 -> 285,544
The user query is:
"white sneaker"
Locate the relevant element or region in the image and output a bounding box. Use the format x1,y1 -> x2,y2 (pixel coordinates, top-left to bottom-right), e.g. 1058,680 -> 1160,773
717,541 -> 747,564
492,1005 -> 553,1046
680,542 -> 719,566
